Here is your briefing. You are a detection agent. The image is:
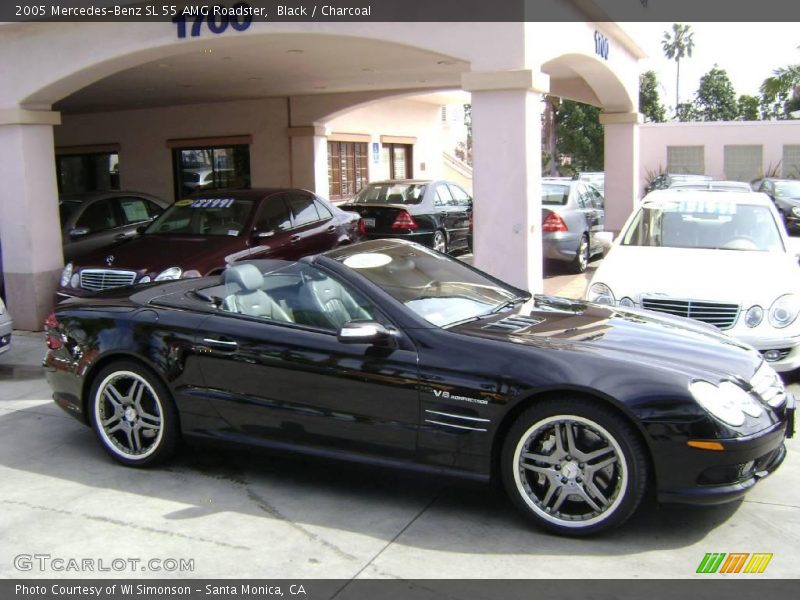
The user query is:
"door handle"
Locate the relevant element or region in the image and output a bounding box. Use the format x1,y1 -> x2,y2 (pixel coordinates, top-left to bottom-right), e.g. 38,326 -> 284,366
290,235 -> 301,244
114,233 -> 128,240
326,225 -> 336,232
202,338 -> 238,350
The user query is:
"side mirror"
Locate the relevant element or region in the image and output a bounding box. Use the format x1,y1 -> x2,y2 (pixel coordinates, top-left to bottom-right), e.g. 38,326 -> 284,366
69,227 -> 90,238
337,321 -> 394,346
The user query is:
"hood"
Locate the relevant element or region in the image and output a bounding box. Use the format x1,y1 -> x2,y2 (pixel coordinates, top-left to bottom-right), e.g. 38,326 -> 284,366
592,245 -> 800,305
70,234 -> 243,275
448,296 -> 762,381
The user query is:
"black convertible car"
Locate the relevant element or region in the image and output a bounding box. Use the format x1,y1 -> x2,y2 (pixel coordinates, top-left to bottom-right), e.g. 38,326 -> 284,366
44,240 -> 794,535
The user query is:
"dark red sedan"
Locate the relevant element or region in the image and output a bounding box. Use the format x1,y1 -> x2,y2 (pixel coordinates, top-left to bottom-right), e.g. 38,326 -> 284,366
57,189 -> 361,298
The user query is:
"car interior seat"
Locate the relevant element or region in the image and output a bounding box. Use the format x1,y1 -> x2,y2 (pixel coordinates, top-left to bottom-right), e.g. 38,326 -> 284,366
387,193 -> 405,204
222,263 -> 293,322
296,274 -> 372,329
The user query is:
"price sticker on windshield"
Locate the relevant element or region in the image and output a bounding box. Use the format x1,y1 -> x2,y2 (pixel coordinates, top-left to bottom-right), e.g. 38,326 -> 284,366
190,198 -> 235,208
678,199 -> 737,215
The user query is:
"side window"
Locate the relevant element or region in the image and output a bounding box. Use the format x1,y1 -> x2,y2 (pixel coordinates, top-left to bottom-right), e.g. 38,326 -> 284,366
314,198 -> 333,220
146,201 -> 165,219
117,197 -> 154,225
447,184 -> 472,208
255,195 -> 292,232
434,185 -> 454,207
76,199 -> 120,232
575,185 -> 590,209
589,187 -> 605,209
287,193 -> 321,227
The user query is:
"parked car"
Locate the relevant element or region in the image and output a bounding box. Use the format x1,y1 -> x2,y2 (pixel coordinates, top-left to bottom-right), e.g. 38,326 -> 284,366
57,189 -> 360,299
645,173 -> 711,195
542,178 -> 606,273
44,239 -> 793,535
587,190 -> 800,372
753,178 -> 800,231
60,191 -> 170,261
339,180 -> 472,254
0,296 -> 11,356
669,180 -> 752,193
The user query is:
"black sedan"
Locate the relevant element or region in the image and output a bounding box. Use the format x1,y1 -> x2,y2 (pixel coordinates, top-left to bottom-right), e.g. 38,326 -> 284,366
44,240 -> 793,535
340,180 -> 472,254
754,178 -> 800,231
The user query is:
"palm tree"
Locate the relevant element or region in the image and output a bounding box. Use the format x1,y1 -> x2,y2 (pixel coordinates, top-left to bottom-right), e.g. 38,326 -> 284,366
662,23 -> 695,114
760,64 -> 800,112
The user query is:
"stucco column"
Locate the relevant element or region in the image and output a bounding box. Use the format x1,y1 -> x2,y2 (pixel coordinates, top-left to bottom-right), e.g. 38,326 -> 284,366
600,112 -> 642,233
0,109 -> 63,330
463,70 -> 549,293
288,126 -> 329,197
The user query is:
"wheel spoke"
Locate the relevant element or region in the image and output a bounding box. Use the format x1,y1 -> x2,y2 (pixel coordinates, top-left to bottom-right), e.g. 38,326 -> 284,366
103,385 -> 125,409
584,478 -> 611,507
541,480 -> 560,508
522,451 -> 559,466
550,485 -> 568,512
106,421 -> 124,434
130,379 -> 145,407
520,462 -> 553,475
132,428 -> 143,452
553,423 -> 566,455
576,485 -> 603,512
103,414 -> 121,428
581,445 -> 615,462
123,428 -> 135,451
586,456 -> 618,474
564,422 -> 578,455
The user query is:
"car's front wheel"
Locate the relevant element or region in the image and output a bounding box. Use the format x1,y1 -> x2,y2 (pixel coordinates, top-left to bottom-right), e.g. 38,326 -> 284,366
432,230 -> 448,254
501,397 -> 648,536
88,360 -> 180,467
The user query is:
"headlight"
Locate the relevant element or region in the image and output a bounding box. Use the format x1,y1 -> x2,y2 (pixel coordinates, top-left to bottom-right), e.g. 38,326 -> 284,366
154,267 -> 182,281
689,380 -> 764,427
69,273 -> 79,288
768,294 -> 800,328
744,305 -> 763,328
618,297 -> 635,308
0,297 -> 5,315
792,207 -> 800,217
60,263 -> 73,287
587,283 -> 615,305
139,275 -> 151,284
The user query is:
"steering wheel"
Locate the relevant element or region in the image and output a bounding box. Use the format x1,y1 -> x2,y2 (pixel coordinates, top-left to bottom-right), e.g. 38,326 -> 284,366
722,236 -> 759,250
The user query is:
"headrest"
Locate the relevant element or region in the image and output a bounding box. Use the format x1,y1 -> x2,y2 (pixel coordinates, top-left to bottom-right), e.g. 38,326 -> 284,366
387,193 -> 405,204
224,263 -> 264,292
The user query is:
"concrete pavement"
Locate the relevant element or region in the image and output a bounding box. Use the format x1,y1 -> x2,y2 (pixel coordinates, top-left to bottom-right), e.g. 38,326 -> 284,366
0,276 -> 798,579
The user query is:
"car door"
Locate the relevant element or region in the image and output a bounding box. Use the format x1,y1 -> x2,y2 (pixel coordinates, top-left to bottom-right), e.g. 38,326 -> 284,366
431,184 -> 462,243
573,183 -> 598,235
244,193 -> 295,259
446,184 -> 472,247
64,196 -> 126,260
195,264 -> 420,458
284,191 -> 338,258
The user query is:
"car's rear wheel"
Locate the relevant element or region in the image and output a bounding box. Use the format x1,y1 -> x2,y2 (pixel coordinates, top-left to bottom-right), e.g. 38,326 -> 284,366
572,234 -> 590,273
88,360 -> 180,467
432,230 -> 448,254
501,398 -> 648,536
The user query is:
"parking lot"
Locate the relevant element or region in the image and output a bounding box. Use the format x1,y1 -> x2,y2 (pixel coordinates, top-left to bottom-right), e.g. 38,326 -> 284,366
1,258 -> 798,580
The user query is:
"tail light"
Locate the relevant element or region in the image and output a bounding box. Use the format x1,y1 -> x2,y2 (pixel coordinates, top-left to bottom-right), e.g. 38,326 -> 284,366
391,210 -> 419,230
44,312 -> 64,350
357,218 -> 366,236
542,213 -> 568,232
468,211 -> 473,230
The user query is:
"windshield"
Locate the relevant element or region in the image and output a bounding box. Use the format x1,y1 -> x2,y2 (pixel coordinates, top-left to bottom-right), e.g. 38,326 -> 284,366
351,183 -> 426,205
542,183 -> 570,206
145,197 -> 255,236
774,181 -> 800,198
622,199 -> 784,252
334,243 -> 526,327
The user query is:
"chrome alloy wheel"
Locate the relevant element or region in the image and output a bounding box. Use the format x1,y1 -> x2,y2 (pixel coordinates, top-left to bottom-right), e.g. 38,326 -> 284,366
433,230 -> 447,253
576,235 -> 589,272
93,370 -> 164,460
512,415 -> 628,528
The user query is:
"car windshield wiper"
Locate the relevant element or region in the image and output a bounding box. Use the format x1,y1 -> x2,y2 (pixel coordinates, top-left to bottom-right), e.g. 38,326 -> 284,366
489,295 -> 530,314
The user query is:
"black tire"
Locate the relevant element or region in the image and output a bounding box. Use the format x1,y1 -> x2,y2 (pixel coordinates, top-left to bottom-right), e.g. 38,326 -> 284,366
500,397 -> 648,536
571,234 -> 590,274
432,230 -> 448,254
88,360 -> 180,467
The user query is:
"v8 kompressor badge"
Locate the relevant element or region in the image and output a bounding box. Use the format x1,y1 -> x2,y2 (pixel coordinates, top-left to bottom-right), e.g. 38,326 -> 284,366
432,389 -> 488,405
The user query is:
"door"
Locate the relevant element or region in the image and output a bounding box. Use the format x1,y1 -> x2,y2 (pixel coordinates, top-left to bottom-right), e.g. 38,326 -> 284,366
245,193 -> 295,259
64,196 -> 125,260
195,262 -> 420,459
284,191 -> 338,258
446,184 -> 473,247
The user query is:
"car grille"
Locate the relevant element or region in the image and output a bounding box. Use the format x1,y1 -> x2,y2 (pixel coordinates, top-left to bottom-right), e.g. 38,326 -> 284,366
750,362 -> 787,408
640,296 -> 740,330
79,269 -> 137,291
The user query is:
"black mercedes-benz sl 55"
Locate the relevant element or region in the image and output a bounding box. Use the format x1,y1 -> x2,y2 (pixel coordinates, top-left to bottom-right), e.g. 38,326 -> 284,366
44,239 -> 794,535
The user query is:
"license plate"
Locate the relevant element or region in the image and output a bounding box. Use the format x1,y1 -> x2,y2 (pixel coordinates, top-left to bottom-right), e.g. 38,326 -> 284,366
362,218 -> 376,228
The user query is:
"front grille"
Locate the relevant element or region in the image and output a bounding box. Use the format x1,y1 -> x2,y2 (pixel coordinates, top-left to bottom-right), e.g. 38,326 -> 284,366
750,362 -> 786,408
640,296 -> 740,330
79,269 -> 137,291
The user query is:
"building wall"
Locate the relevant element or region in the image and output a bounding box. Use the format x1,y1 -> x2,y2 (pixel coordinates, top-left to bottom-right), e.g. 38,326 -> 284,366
640,120 -> 800,195
325,97 -> 443,182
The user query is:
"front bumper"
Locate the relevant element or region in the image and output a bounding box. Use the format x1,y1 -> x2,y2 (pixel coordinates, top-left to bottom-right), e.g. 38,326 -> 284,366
657,398 -> 794,505
735,331 -> 800,372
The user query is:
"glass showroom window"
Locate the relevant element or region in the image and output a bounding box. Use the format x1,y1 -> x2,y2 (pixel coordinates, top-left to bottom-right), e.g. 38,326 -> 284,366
173,145 -> 251,199
56,152 -> 120,194
328,141 -> 368,199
